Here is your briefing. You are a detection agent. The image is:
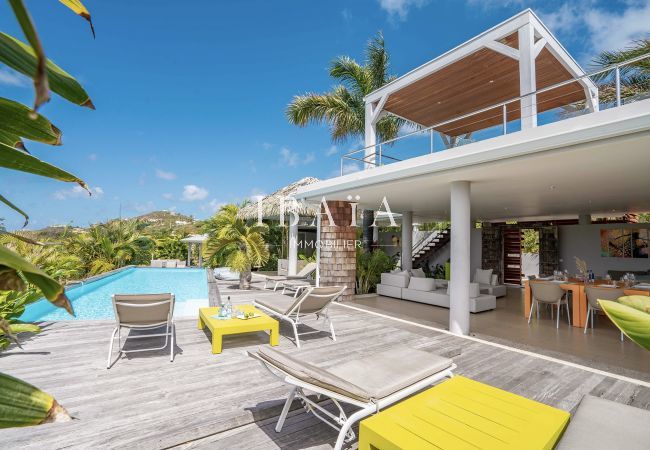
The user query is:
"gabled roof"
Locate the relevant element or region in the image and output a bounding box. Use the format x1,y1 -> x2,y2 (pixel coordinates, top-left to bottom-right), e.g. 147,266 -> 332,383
365,9 -> 597,136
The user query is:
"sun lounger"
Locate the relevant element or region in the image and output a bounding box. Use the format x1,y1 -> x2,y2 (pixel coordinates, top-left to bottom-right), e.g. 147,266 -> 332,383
280,278 -> 316,297
107,293 -> 175,368
248,345 -> 455,450
261,262 -> 317,290
150,259 -> 164,268
254,286 -> 344,347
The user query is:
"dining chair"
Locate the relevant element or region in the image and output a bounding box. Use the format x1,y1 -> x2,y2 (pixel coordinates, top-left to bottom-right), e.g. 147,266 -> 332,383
584,286 -> 625,341
529,282 -> 571,328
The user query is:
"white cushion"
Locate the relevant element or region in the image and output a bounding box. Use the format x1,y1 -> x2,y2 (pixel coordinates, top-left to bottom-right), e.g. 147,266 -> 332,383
407,277 -> 436,292
491,274 -> 499,286
410,268 -> 426,278
474,269 -> 493,285
380,272 -> 410,288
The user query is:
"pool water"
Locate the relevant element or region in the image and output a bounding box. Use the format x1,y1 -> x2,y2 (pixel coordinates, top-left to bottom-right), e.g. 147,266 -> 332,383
20,267 -> 208,321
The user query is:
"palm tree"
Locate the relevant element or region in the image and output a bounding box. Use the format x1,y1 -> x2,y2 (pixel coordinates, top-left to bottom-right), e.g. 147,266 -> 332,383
286,32 -> 403,144
73,220 -> 153,275
287,33 -> 403,251
592,39 -> 650,104
203,204 -> 269,290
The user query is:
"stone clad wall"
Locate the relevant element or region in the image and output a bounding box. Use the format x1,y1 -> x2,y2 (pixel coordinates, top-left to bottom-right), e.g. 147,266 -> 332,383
319,201 -> 356,302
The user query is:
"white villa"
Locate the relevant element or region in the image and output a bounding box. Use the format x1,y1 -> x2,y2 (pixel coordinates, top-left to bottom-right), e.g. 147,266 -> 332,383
290,9 -> 650,337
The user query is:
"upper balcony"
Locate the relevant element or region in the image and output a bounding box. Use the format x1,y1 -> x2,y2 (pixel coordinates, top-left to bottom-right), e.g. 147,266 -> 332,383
339,9 -> 650,176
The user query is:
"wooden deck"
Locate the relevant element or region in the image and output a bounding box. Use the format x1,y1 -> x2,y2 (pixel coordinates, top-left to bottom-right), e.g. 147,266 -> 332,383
2,282 -> 650,449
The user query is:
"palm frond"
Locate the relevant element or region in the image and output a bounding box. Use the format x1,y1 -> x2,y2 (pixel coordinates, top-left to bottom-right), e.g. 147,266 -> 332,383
366,31 -> 389,90
329,56 -> 371,97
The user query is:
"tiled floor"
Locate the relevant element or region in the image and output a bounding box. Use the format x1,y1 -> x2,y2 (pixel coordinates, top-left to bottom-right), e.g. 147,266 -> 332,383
350,287 -> 650,380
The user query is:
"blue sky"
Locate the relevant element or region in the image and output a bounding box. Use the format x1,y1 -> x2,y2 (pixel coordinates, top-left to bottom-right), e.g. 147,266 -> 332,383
1,0 -> 648,230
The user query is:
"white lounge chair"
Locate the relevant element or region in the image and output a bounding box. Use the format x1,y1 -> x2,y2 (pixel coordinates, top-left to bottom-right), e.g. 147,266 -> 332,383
107,293 -> 175,368
262,262 -> 317,290
253,286 -> 344,348
150,259 -> 164,268
248,345 -> 455,450
280,278 -> 316,297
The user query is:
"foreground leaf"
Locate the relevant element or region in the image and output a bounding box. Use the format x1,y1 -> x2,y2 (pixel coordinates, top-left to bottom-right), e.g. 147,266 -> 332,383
0,98 -> 61,145
0,33 -> 94,108
0,130 -> 27,151
0,142 -> 88,191
599,299 -> 650,351
0,246 -> 73,315
0,372 -> 71,428
59,0 -> 95,38
7,0 -> 49,111
0,194 -> 29,227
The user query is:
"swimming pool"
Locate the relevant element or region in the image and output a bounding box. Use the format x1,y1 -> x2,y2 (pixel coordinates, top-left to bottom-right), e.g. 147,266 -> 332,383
20,267 -> 209,321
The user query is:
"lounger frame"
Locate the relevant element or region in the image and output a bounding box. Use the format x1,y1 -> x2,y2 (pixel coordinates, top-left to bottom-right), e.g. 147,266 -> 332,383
251,352 -> 456,450
107,294 -> 175,368
254,287 -> 344,348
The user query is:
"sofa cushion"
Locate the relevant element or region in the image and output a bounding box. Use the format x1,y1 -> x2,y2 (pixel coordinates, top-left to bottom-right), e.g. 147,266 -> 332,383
408,277 -> 436,292
410,268 -> 426,278
474,268 -> 493,285
380,272 -> 410,288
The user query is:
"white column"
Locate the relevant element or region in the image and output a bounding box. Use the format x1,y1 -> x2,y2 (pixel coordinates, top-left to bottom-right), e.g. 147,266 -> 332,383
187,244 -> 192,267
364,102 -> 377,169
372,226 -> 379,244
450,181 -> 471,335
401,211 -> 413,271
315,213 -> 321,287
518,23 -> 537,129
288,221 -> 298,276
198,244 -> 203,268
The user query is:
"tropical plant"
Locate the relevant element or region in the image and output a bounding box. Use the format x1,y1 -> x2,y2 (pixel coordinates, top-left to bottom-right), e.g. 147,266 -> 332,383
521,229 -> 539,254
356,248 -> 396,294
599,296 -> 650,351
203,205 -> 270,289
0,0 -> 95,429
287,32 -> 403,144
153,233 -> 188,260
72,220 -> 153,275
591,39 -> 650,104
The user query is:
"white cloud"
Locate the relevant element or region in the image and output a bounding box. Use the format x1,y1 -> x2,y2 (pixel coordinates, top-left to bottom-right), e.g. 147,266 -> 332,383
377,0 -> 428,21
279,147 -> 300,167
88,153 -> 98,161
583,2 -> 650,53
262,142 -> 273,150
341,8 -> 352,21
155,169 -> 177,180
201,198 -> 225,213
53,185 -> 103,200
325,145 -> 338,156
303,152 -> 316,164
182,184 -> 208,201
342,162 -> 361,175
0,67 -> 28,87
129,201 -> 155,213
162,193 -> 173,200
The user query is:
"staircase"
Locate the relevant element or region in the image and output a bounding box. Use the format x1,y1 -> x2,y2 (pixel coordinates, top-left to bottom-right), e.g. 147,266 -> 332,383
412,229 -> 450,268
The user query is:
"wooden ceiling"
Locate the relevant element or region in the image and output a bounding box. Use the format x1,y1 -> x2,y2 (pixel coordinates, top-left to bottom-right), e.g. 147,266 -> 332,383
382,33 -> 585,137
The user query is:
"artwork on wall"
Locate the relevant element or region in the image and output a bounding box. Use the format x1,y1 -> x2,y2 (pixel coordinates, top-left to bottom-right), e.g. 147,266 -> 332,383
600,228 -> 649,258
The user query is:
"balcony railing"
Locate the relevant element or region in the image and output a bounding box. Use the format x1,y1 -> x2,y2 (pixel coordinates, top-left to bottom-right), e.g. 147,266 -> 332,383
340,53 -> 650,176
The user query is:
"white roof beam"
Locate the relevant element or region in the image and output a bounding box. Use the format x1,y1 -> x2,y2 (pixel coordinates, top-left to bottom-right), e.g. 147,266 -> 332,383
484,41 -> 520,60
533,37 -> 547,59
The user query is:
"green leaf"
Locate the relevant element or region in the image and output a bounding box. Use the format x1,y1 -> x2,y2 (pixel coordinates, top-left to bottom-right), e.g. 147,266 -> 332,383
59,0 -> 95,38
0,142 -> 88,190
0,246 -> 74,315
599,299 -> 650,351
0,194 -> 28,227
0,98 -> 61,145
618,295 -> 650,313
8,323 -> 41,334
7,0 -> 49,111
0,130 -> 27,152
0,372 -> 70,428
0,33 -> 94,108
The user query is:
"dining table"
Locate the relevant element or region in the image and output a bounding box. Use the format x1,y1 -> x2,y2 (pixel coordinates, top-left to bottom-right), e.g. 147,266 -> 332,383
523,278 -> 650,328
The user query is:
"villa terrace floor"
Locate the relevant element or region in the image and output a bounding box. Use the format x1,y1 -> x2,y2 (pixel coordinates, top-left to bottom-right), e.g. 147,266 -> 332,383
2,283 -> 650,449
350,287 -> 650,381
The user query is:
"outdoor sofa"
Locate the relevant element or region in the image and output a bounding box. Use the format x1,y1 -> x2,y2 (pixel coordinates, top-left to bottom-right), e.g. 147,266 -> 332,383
377,269 -> 496,313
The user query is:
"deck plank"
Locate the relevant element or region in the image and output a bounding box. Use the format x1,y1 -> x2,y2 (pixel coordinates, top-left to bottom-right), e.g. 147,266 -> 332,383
1,284 -> 649,449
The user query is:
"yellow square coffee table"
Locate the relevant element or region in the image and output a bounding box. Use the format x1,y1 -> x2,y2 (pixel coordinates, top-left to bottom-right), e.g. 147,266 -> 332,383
198,304 -> 279,354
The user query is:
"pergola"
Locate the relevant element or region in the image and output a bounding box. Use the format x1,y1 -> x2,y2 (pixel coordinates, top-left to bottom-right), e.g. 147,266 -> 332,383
181,234 -> 208,267
363,9 -> 598,164
237,177 -> 320,275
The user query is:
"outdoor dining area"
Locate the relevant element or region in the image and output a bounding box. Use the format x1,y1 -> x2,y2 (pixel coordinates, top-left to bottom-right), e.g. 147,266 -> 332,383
524,268 -> 650,332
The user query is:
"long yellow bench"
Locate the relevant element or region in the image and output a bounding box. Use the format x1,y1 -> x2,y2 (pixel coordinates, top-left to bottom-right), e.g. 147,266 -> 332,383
359,376 -> 570,450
